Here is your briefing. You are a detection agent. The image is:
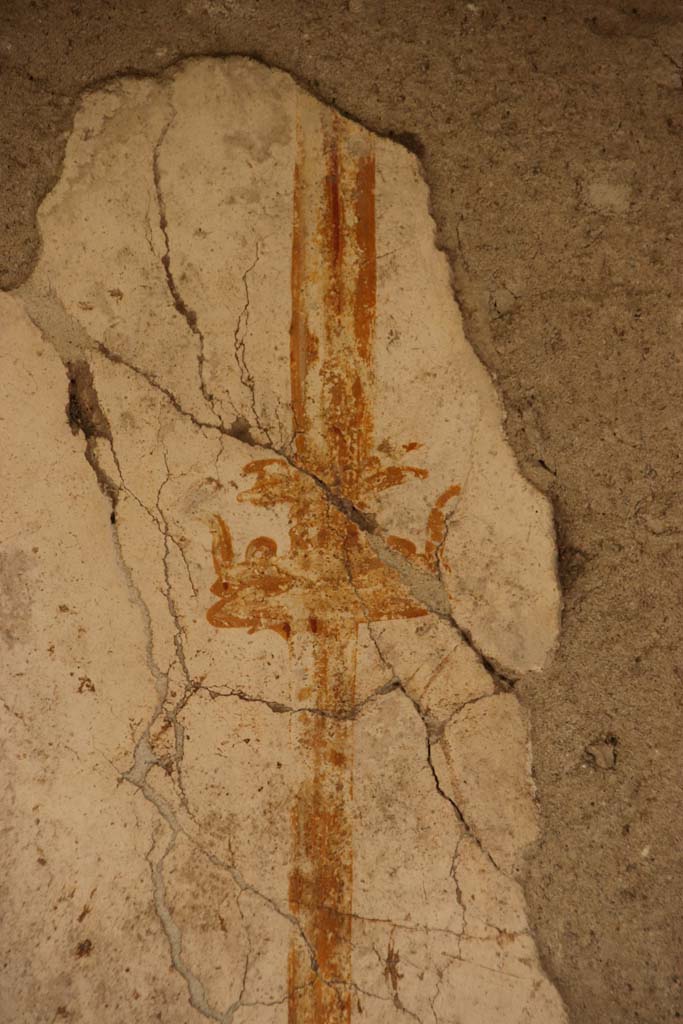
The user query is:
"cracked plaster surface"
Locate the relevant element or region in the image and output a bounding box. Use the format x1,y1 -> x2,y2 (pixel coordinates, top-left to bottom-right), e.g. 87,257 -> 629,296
1,58 -> 565,1023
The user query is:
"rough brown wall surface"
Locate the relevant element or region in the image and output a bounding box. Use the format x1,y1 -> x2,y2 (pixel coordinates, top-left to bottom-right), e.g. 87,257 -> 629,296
1,2 -> 681,1022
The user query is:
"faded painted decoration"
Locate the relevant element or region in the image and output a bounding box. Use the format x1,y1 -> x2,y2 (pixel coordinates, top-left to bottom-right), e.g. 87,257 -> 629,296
1,58 -> 564,1024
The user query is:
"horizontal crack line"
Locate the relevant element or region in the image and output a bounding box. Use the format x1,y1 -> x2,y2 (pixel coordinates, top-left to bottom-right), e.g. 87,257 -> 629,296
201,678 -> 400,721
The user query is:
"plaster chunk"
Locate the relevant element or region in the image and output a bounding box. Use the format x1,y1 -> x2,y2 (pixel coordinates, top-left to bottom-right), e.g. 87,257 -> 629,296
1,57 -> 565,1024
436,694 -> 540,874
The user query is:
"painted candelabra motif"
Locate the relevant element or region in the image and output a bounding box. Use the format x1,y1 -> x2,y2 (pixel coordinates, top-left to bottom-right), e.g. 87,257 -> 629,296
207,109 -> 459,1024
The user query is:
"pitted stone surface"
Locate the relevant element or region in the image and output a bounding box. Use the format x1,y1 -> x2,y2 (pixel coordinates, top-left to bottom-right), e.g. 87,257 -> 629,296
1,58 -> 564,1023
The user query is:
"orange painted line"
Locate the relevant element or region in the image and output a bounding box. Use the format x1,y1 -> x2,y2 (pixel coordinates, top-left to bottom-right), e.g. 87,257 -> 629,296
206,106 -> 461,1023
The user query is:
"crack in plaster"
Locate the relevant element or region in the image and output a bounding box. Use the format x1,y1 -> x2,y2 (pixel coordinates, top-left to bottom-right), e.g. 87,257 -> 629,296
231,241 -> 272,443
127,739 -> 329,1020
150,111 -> 235,427
201,678 -> 403,721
